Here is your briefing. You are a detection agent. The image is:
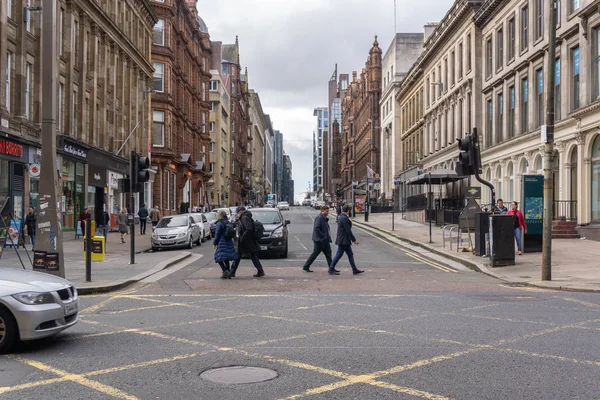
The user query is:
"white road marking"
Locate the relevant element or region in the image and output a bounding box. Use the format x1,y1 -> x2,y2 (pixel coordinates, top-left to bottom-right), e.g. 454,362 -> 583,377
294,235 -> 308,250
141,255 -> 203,283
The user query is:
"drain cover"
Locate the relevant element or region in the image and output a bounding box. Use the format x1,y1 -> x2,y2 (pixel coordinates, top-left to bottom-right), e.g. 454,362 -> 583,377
200,366 -> 278,384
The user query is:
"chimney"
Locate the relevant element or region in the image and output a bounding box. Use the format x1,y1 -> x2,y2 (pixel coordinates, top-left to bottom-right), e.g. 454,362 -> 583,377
423,23 -> 438,42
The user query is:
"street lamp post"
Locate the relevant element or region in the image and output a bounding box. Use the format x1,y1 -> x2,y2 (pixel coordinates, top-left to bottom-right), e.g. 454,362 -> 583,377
37,0 -> 65,277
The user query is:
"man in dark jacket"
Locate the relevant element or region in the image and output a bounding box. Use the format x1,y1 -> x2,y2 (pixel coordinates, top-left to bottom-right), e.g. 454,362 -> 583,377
24,206 -> 36,249
329,204 -> 364,275
230,206 -> 265,278
302,205 -> 332,272
138,204 -> 149,235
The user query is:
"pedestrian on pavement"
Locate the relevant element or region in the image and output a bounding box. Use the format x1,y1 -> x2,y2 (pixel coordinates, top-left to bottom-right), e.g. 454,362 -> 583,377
138,204 -> 149,235
24,206 -> 36,249
79,207 -> 92,236
495,199 -> 508,214
150,206 -> 160,230
230,206 -> 265,278
213,210 -> 238,279
329,204 -> 364,276
118,208 -> 129,243
507,201 -> 527,256
302,205 -> 333,272
99,209 -> 110,238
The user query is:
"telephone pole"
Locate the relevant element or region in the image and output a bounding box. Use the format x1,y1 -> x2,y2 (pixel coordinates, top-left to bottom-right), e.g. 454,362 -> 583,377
542,0 -> 557,281
37,0 -> 65,277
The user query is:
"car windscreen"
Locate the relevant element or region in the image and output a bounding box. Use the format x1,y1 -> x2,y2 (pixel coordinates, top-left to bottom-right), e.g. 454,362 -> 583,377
156,216 -> 188,228
251,211 -> 282,225
204,212 -> 217,221
191,215 -> 203,223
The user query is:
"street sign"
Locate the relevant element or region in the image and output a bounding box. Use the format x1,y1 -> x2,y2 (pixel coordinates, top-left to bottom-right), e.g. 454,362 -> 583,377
466,186 -> 481,199
352,180 -> 358,187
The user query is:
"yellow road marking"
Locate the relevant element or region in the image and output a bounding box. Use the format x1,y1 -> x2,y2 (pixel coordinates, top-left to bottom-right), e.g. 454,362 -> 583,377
105,303 -> 179,314
368,380 -> 452,400
80,296 -> 120,315
7,356 -> 139,400
0,378 -> 67,395
405,251 -> 456,273
85,351 -> 217,376
459,303 -> 501,311
559,297 -> 600,309
496,348 -> 600,367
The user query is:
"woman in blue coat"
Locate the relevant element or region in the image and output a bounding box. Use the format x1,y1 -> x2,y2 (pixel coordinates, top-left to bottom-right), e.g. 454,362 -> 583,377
213,210 -> 238,279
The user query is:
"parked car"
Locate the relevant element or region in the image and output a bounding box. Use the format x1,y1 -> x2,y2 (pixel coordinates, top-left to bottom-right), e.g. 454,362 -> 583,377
204,211 -> 218,236
0,269 -> 79,353
236,208 -> 290,258
277,201 -> 290,211
151,215 -> 201,251
189,213 -> 211,242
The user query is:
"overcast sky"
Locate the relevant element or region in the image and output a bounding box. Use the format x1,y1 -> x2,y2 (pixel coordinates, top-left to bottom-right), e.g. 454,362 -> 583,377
197,0 -> 452,202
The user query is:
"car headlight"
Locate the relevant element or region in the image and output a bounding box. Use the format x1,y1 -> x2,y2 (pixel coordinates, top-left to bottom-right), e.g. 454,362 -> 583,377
177,231 -> 187,238
152,231 -> 158,239
12,292 -> 56,305
271,227 -> 284,238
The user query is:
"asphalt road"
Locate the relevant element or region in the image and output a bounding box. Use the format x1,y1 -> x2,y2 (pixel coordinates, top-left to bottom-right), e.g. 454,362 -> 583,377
2,207 -> 600,399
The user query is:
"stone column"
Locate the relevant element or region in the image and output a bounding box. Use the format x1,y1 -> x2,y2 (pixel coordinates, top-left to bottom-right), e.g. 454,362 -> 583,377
555,140 -> 565,201
575,130 -> 587,224
0,0 -> 8,114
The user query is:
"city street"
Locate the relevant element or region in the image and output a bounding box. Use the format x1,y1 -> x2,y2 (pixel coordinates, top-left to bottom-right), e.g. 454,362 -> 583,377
2,208 -> 600,399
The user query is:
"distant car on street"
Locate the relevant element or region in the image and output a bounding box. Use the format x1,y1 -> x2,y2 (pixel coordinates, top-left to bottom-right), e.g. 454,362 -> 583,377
0,269 -> 79,353
277,201 -> 290,211
204,211 -> 218,237
151,215 -> 201,251
235,208 -> 290,258
189,213 -> 211,242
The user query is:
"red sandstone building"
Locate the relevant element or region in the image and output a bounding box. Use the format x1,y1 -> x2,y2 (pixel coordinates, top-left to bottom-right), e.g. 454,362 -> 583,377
149,0 -> 211,214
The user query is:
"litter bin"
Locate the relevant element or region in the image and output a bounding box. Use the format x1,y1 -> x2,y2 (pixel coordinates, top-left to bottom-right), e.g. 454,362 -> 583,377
83,236 -> 105,262
474,212 -> 490,256
489,215 -> 515,267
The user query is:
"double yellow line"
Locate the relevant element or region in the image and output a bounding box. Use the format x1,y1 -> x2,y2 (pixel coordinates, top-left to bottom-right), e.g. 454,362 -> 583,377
404,250 -> 456,273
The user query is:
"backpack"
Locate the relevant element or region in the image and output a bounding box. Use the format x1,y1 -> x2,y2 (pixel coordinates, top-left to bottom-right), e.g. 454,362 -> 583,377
224,222 -> 236,240
252,220 -> 265,240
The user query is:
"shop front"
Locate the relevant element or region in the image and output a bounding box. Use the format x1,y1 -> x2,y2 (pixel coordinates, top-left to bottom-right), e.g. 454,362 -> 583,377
87,164 -> 107,226
0,137 -> 30,222
57,136 -> 88,231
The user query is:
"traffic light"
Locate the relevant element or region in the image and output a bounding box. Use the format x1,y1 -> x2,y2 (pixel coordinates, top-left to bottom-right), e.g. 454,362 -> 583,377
131,151 -> 150,193
456,135 -> 474,176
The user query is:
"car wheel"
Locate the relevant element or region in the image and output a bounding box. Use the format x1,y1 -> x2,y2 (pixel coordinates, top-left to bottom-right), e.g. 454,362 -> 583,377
197,234 -> 202,246
281,242 -> 288,258
0,306 -> 18,354
152,246 -> 158,252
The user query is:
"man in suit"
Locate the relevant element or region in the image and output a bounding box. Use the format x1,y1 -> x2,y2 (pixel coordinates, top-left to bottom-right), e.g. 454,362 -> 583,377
302,205 -> 333,272
329,204 -> 364,275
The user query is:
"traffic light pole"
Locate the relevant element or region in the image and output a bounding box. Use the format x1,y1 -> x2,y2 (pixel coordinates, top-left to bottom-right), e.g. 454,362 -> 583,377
130,151 -> 136,265
471,128 -> 496,212
542,0 -> 557,281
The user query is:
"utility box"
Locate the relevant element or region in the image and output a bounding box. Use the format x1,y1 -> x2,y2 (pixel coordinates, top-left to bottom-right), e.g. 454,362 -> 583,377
489,215 -> 515,267
474,212 -> 490,256
84,236 -> 105,262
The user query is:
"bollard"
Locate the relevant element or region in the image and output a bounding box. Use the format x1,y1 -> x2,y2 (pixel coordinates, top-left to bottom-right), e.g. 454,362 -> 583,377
85,217 -> 92,282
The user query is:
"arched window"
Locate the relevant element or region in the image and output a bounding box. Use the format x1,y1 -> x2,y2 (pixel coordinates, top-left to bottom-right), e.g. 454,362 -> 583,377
496,165 -> 503,201
592,137 -> 600,221
535,155 -> 543,174
507,162 -> 514,202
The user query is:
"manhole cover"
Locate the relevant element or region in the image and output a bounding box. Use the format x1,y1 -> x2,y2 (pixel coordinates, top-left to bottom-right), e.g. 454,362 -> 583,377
200,366 -> 278,384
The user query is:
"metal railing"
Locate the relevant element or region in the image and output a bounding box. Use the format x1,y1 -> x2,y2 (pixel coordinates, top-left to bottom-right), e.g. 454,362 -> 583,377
553,200 -> 577,221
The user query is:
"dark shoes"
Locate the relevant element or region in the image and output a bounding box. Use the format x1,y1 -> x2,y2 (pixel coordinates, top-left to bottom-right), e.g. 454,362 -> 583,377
229,273 -> 236,278
220,270 -> 231,279
353,269 -> 365,275
302,267 -> 313,272
328,270 -> 340,275
253,272 -> 265,278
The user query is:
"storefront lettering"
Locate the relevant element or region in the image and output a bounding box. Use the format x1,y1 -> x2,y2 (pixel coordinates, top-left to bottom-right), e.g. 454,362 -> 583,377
0,140 -> 23,158
94,173 -> 101,181
63,144 -> 87,159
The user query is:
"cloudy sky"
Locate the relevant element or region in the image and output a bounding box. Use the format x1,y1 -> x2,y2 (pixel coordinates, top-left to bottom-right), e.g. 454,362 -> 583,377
197,0 -> 452,202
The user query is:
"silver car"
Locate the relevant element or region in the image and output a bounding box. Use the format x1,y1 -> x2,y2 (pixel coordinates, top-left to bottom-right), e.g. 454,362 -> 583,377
189,213 -> 211,242
151,215 -> 201,251
0,269 -> 78,353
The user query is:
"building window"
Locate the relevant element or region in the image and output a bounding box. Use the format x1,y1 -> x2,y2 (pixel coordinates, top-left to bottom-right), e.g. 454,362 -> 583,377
521,5 -> 529,51
209,101 -> 214,111
202,82 -> 206,102
25,63 -> 31,119
458,42 -> 463,78
497,93 -> 503,144
497,28 -> 504,70
73,20 -> 79,61
536,69 -> 543,127
153,19 -> 164,45
521,77 -> 529,133
59,9 -> 64,56
153,63 -> 164,92
172,174 -> 176,210
509,86 -> 515,138
209,142 -> 214,152
556,0 -> 561,26
209,162 -> 215,173
570,0 -> 579,13
486,99 -> 493,148
231,161 -> 235,175
25,0 -> 31,32
5,52 -> 11,113
555,58 -> 561,120
596,29 -> 600,99
508,17 -> 515,61
153,110 -> 165,147
450,50 -> 455,86
58,83 -> 64,131
210,80 -> 218,91
7,0 -> 12,19
209,121 -> 215,132
71,90 -> 77,135
467,33 -> 472,71
437,66 -> 442,97
486,37 -> 493,78
426,77 -> 430,106
535,0 -> 543,40
572,46 -> 580,110
444,58 -> 448,91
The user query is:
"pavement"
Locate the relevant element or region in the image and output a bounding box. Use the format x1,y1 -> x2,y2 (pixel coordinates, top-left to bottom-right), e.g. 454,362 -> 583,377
349,211 -> 600,292
0,230 -> 192,294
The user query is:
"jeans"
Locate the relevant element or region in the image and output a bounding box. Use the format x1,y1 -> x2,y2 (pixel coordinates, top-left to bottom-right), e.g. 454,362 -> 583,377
329,244 -> 358,272
140,219 -> 147,234
303,241 -> 332,269
230,252 -> 264,275
30,234 -> 35,249
514,228 -> 522,252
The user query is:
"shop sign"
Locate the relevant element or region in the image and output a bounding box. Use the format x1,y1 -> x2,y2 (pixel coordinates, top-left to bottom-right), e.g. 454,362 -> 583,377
88,165 -> 107,187
0,139 -> 24,158
58,136 -> 88,160
109,171 -> 123,189
29,163 -> 41,177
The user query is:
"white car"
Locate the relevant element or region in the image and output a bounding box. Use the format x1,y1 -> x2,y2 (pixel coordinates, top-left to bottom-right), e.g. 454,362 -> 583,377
190,213 -> 212,241
0,269 -> 79,353
277,202 -> 290,211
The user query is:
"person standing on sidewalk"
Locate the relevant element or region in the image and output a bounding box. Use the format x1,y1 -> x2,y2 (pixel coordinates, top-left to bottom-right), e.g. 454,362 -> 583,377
230,206 -> 265,278
302,205 -> 332,272
79,207 -> 92,237
24,206 -> 36,249
507,201 -> 527,256
329,204 -> 364,275
150,206 -> 160,230
99,209 -> 110,239
118,208 -> 129,244
495,199 -> 508,214
213,210 -> 238,279
138,204 -> 149,235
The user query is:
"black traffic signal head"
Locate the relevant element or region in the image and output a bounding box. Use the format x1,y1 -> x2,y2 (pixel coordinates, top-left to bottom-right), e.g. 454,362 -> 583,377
131,151 -> 150,192
456,135 -> 474,176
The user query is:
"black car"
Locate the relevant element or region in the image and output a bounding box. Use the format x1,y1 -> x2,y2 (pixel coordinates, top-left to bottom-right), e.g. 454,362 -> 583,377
236,208 -> 290,258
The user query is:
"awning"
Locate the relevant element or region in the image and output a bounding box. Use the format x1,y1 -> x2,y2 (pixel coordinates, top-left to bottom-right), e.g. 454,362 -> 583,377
406,169 -> 468,185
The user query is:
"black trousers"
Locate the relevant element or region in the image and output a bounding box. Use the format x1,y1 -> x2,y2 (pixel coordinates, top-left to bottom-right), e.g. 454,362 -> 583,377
140,219 -> 147,234
218,260 -> 231,272
231,252 -> 264,275
303,241 -> 332,269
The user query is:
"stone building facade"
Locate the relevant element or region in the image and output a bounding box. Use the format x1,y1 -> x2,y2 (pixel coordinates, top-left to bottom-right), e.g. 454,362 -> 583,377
249,90 -> 267,205
0,0 -> 156,229
150,0 -> 211,215
341,37 -> 382,201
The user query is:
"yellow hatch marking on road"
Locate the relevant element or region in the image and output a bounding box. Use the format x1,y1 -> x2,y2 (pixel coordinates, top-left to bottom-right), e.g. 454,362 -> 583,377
404,251 -> 456,273
241,328 -> 348,348
368,380 -> 452,400
6,356 -> 140,400
105,303 -> 179,314
84,352 -> 215,376
496,348 -> 600,367
460,303 -> 502,311
134,330 -> 219,349
559,297 -> 600,309
80,296 -> 120,315
0,378 -> 67,395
